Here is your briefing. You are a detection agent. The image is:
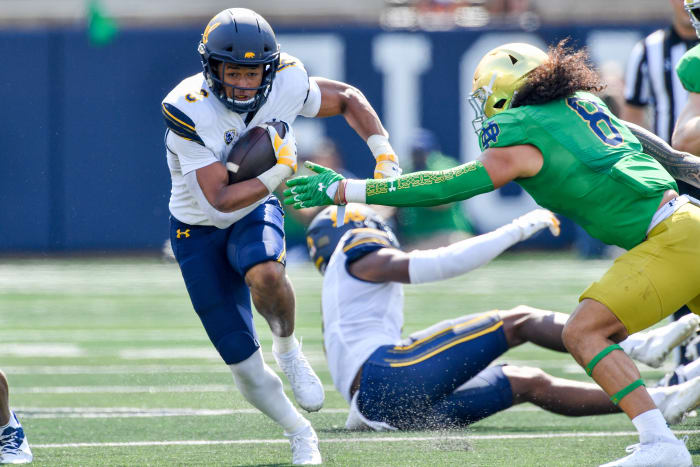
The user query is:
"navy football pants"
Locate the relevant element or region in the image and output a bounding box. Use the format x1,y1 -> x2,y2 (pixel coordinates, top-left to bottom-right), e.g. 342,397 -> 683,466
169,196 -> 286,364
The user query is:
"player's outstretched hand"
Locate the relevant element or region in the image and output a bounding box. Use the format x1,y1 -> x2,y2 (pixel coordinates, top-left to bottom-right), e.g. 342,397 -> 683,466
283,161 -> 346,209
511,209 -> 560,241
267,122 -> 297,174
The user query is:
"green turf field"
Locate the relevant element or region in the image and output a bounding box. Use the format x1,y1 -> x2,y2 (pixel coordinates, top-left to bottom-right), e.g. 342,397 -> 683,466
0,253 -> 697,466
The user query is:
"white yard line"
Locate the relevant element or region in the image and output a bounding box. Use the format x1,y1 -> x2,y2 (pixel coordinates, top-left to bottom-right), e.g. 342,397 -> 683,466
15,407 -> 351,418
14,405 -> 541,419
32,430 -> 700,449
11,384 -> 338,394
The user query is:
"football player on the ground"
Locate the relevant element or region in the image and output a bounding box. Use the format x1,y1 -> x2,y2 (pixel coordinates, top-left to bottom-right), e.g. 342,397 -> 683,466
0,370 -> 32,464
162,8 -> 400,465
286,41 -> 700,466
307,204 -> 700,434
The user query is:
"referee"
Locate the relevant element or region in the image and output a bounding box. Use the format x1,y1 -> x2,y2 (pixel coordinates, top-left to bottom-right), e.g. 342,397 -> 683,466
623,0 -> 700,200
623,0 -> 700,367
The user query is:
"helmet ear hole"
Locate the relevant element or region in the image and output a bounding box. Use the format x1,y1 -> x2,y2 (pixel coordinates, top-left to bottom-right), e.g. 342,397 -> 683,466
493,98 -> 507,109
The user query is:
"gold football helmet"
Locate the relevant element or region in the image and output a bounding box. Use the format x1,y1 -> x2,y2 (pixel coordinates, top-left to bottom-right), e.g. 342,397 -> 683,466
469,42 -> 548,133
685,0 -> 700,38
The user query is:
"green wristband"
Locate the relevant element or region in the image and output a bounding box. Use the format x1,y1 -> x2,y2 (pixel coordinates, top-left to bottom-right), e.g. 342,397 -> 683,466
365,161 -> 495,207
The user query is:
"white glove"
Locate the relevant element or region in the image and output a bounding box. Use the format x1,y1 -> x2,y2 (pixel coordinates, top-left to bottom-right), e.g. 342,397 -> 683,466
511,209 -> 560,241
267,122 -> 297,174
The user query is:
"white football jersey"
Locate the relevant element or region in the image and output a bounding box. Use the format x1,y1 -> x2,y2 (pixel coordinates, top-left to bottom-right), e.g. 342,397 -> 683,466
322,231 -> 404,403
162,53 -> 321,226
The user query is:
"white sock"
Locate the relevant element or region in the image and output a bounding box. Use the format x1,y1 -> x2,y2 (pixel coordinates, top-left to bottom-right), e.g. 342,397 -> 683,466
680,358 -> 700,381
272,333 -> 299,356
229,349 -> 306,434
618,335 -> 642,353
631,409 -> 677,444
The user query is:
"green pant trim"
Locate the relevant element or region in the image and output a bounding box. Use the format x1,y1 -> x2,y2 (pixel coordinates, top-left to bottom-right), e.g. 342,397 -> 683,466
610,379 -> 646,405
585,344 -> 623,377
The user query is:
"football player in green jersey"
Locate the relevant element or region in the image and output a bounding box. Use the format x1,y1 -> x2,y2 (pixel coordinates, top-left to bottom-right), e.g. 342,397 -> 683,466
284,41 -> 700,467
673,1 -> 700,158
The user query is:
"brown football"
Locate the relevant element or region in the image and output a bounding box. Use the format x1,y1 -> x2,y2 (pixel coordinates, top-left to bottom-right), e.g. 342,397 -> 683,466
226,121 -> 285,184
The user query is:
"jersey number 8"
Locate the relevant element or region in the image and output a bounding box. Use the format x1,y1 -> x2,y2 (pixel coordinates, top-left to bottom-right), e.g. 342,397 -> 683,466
566,97 -> 623,147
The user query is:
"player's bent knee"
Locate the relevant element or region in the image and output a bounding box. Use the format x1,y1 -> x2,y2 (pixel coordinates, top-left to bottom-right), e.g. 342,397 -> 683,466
216,330 -> 260,365
502,365 -> 551,399
245,261 -> 285,290
561,319 -> 583,353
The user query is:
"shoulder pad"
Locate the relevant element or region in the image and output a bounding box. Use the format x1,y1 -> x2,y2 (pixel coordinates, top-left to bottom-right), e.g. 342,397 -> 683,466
161,102 -> 205,146
277,53 -> 304,73
677,45 -> 700,93
341,228 -> 395,264
479,110 -> 526,151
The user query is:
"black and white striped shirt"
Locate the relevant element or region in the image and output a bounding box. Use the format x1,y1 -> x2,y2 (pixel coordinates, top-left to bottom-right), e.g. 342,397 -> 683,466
624,26 -> 700,198
625,26 -> 699,142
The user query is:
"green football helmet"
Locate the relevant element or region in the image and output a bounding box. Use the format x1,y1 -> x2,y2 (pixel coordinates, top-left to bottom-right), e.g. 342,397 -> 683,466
469,42 -> 548,133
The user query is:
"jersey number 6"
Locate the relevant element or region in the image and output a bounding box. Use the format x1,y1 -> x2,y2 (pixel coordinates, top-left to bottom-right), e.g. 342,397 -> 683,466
566,97 -> 623,147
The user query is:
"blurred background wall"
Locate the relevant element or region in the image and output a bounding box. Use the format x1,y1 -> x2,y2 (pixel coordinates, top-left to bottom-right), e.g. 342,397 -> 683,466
0,0 -> 676,253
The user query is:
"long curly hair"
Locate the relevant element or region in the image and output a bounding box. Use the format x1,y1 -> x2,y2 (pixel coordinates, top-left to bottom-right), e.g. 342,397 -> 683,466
511,39 -> 605,108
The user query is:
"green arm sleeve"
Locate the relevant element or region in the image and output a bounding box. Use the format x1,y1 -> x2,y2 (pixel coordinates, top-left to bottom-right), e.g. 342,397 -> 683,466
365,161 -> 495,207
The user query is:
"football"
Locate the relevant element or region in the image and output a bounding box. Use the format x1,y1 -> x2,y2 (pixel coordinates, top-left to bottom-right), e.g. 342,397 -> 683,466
225,121 -> 284,184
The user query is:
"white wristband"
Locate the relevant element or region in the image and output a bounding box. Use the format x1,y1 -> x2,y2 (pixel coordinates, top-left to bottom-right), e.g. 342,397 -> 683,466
256,164 -> 293,193
345,179 -> 367,203
367,134 -> 395,159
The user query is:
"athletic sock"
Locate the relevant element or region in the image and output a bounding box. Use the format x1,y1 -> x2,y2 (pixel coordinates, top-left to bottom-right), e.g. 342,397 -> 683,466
272,333 -> 299,356
680,358 -> 700,380
631,409 -> 678,444
229,349 -> 306,434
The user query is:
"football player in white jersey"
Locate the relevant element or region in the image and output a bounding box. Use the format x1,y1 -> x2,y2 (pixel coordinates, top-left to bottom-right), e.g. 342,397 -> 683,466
0,370 -> 32,464
307,204 -> 700,432
162,8 -> 400,465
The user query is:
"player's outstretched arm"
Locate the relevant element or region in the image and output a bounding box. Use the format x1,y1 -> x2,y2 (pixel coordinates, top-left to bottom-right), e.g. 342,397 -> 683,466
283,145 -> 540,209
624,119 -> 700,189
313,77 -> 401,179
349,209 -> 560,284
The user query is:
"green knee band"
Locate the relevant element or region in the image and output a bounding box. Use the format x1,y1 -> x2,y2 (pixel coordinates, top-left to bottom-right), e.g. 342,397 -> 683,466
585,344 -> 623,376
365,160 -> 495,207
610,379 -> 646,405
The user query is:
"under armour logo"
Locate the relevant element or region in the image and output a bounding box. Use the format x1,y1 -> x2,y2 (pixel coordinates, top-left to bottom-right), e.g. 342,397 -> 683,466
317,183 -> 326,192
176,229 -> 190,239
480,121 -> 500,149
388,181 -> 396,192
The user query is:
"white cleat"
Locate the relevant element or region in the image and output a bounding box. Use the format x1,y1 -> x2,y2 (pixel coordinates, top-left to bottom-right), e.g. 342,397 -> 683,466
0,412 -> 32,465
626,314 -> 700,368
274,341 -> 325,412
286,423 -> 322,465
650,375 -> 700,425
598,439 -> 691,467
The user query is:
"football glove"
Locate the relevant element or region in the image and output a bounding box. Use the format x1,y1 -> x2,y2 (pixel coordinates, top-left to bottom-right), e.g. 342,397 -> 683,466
284,162 -> 346,209
511,209 -> 560,241
267,122 -> 297,174
374,153 -> 402,179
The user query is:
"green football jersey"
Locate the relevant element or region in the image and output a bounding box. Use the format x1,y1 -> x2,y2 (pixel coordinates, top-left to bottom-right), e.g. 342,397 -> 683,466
677,44 -> 700,93
478,91 -> 677,250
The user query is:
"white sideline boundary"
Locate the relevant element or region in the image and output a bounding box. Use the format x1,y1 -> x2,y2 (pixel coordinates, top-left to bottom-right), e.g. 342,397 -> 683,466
32,430 -> 700,449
